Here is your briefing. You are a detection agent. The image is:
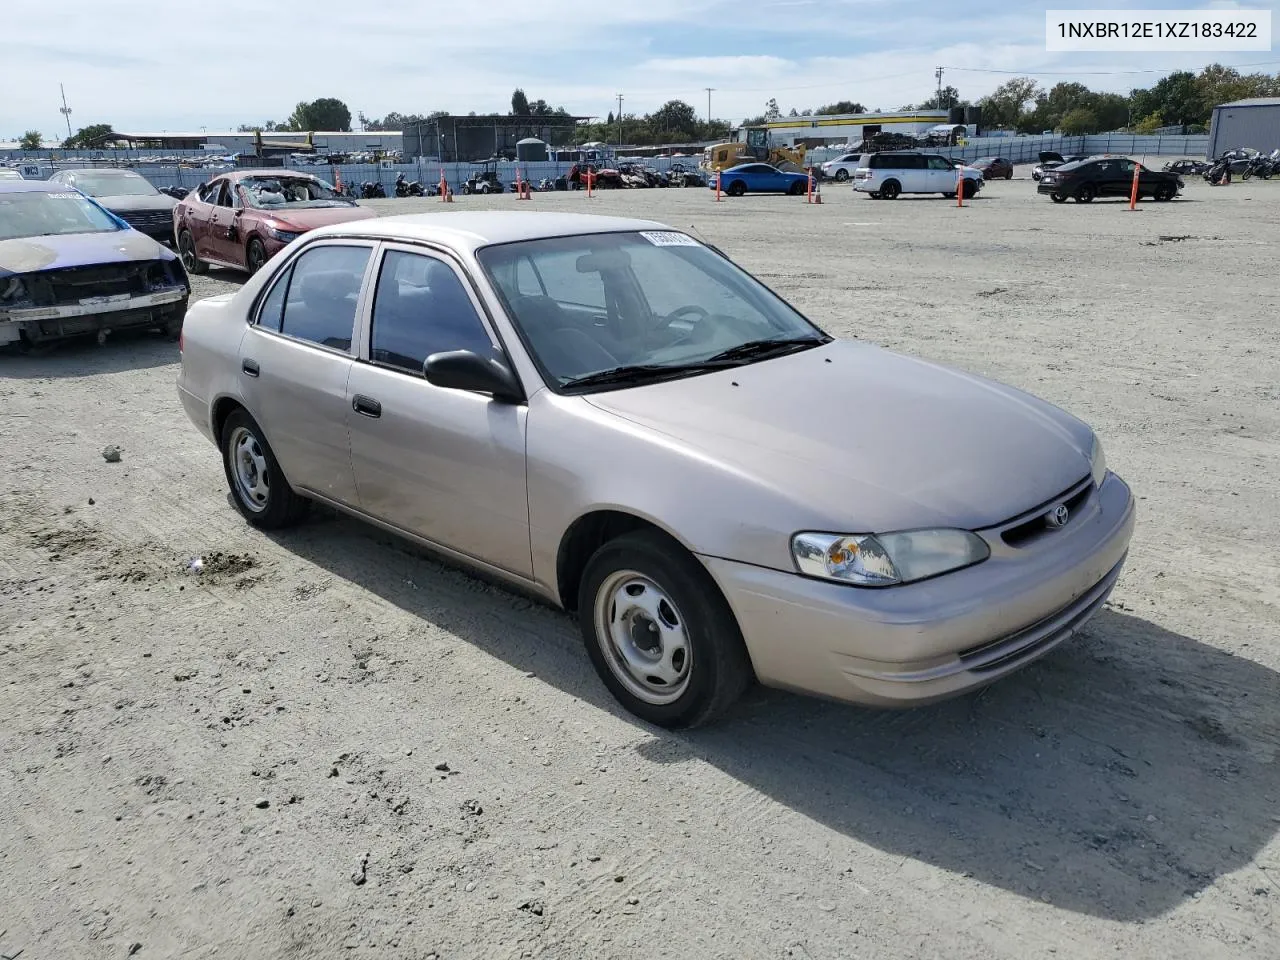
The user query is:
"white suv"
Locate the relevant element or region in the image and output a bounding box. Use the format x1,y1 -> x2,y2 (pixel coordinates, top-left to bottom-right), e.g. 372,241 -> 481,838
852,152 -> 983,200
820,152 -> 866,182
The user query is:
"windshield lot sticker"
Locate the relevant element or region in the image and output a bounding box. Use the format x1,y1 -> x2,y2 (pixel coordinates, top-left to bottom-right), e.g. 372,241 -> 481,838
640,231 -> 699,247
47,192 -> 81,199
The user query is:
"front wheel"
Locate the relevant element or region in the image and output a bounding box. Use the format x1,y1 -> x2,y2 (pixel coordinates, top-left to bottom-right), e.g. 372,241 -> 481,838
177,228 -> 207,275
834,169 -> 849,182
1153,184 -> 1176,202
788,180 -> 806,195
246,238 -> 268,276
727,180 -> 747,197
579,531 -> 753,728
1051,193 -> 1067,203
961,179 -> 977,199
220,409 -> 309,529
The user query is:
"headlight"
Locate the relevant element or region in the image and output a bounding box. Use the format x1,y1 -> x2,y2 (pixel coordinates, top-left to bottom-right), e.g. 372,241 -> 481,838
266,225 -> 302,243
1089,435 -> 1107,488
791,529 -> 990,587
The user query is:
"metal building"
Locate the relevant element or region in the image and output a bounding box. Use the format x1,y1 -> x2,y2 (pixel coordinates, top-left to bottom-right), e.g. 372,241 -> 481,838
403,115 -> 591,162
1207,97 -> 1280,158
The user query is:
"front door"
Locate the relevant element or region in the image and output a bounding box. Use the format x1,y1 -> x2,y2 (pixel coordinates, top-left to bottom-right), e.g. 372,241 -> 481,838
926,155 -> 955,192
237,240 -> 376,504
205,182 -> 243,266
345,246 -> 532,577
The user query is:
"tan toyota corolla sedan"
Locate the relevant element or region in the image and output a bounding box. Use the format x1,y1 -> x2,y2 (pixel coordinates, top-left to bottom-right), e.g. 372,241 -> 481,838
177,212 -> 1135,727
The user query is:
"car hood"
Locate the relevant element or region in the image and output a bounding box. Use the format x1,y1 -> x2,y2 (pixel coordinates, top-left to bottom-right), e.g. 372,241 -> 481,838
250,205 -> 377,230
583,341 -> 1092,532
95,193 -> 177,213
1039,151 -> 1065,164
0,228 -> 169,276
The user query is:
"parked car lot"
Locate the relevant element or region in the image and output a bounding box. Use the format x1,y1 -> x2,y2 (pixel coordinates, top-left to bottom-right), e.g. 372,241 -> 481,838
4,180 -> 1280,959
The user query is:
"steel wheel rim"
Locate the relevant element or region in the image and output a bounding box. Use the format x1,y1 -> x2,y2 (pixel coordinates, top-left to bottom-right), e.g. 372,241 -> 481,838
593,570 -> 692,705
229,426 -> 270,513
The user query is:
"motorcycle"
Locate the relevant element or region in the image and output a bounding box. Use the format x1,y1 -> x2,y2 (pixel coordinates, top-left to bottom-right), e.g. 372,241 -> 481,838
1241,152 -> 1275,180
394,173 -> 426,197
360,180 -> 387,199
1203,157 -> 1232,185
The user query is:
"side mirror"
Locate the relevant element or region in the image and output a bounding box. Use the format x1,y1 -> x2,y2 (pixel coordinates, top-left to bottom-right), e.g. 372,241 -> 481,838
424,350 -> 524,404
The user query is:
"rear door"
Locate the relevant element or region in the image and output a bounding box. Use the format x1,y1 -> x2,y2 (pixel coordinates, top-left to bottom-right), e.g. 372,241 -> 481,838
237,240 -> 376,505
205,182 -> 242,265
345,245 -> 532,576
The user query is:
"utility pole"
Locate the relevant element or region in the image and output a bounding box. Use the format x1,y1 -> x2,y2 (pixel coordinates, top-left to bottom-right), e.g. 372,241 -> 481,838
705,87 -> 715,125
616,93 -> 624,148
59,83 -> 73,139
934,66 -> 944,108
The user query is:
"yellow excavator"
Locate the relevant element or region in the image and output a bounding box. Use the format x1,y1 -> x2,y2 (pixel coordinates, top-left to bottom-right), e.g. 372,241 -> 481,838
702,127 -> 808,173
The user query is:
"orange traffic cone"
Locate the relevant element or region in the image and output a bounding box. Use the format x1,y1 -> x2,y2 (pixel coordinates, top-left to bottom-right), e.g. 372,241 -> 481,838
813,178 -> 822,204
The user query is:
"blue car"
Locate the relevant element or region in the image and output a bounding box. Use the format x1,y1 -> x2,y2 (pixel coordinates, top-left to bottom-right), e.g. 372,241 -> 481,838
0,180 -> 189,349
709,163 -> 811,197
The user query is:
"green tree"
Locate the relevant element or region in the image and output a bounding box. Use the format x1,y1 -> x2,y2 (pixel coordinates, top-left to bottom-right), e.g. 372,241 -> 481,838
914,85 -> 964,110
283,98 -> 352,131
1133,111 -> 1165,134
649,100 -> 698,137
978,77 -> 1039,129
764,98 -> 781,119
63,123 -> 117,148
1059,107 -> 1099,135
19,130 -> 42,150
510,88 -> 531,115
1091,93 -> 1129,132
814,101 -> 866,116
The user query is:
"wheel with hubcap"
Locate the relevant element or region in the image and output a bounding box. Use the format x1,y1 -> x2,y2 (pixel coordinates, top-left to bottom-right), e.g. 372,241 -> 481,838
834,169 -> 849,182
1153,184 -> 1176,201
1051,193 -> 1067,203
961,179 -> 977,199
880,179 -> 901,199
246,238 -> 268,276
177,229 -> 207,275
788,180 -> 807,196
1074,183 -> 1096,203
579,530 -> 753,728
220,409 -> 309,528
727,180 -> 747,197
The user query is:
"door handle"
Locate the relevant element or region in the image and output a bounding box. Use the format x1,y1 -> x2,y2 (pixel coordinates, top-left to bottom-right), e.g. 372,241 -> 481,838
352,395 -> 382,418
242,359 -> 259,377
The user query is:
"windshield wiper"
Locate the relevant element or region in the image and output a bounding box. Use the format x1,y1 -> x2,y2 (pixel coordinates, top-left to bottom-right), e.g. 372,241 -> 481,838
704,335 -> 830,363
561,361 -> 734,390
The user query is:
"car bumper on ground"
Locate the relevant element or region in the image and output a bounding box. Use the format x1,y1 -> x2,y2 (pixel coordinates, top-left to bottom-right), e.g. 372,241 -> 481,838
0,288 -> 188,345
700,471 -> 1136,707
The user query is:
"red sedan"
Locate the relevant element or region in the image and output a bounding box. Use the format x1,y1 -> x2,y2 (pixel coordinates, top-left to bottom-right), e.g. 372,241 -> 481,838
972,157 -> 1014,180
173,170 -> 376,275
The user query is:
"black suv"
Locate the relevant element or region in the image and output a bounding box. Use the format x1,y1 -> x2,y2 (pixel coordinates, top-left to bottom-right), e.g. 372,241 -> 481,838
1036,156 -> 1183,203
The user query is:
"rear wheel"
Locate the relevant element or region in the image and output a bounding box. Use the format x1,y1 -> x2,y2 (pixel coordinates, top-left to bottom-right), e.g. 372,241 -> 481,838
1074,183 -> 1096,203
880,179 -> 901,199
1050,193 -> 1067,203
177,229 -> 207,275
220,409 -> 309,529
579,530 -> 753,728
834,168 -> 849,182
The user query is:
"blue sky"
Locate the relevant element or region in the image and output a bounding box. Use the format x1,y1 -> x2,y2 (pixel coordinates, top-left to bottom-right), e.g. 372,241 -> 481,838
3,0 -> 1278,138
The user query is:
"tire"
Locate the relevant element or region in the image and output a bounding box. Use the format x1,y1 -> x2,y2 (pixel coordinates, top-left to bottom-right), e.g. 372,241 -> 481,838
220,409 -> 309,529
1074,183 -> 1095,203
246,238 -> 268,276
788,180 -> 806,196
1154,184 -> 1176,202
834,169 -> 849,182
1005,171 -> 1013,180
578,530 -> 753,728
727,180 -> 747,197
961,179 -> 977,199
1050,193 -> 1067,203
480,183 -> 492,194
177,229 -> 207,275
942,192 -> 956,199
880,179 -> 901,199
462,184 -> 473,195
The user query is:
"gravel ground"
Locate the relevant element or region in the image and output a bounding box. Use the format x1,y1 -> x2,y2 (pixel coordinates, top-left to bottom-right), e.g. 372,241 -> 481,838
3,167 -> 1279,960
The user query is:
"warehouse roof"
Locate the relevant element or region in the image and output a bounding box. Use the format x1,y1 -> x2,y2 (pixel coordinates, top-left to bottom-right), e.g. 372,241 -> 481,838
1217,98 -> 1280,108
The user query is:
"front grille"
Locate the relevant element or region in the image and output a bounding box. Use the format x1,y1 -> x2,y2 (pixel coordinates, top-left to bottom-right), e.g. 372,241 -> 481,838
118,210 -> 172,230
28,264 -> 148,306
1000,476 -> 1093,548
958,558 -> 1123,674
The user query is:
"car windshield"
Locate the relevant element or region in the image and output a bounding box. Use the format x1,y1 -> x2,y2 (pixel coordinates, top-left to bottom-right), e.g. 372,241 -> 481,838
69,172 -> 159,197
239,176 -> 354,209
0,189 -> 123,241
478,231 -> 829,391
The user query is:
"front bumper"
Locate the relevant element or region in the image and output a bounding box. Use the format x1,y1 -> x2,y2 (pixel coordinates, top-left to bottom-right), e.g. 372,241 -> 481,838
700,471 -> 1136,707
0,288 -> 187,344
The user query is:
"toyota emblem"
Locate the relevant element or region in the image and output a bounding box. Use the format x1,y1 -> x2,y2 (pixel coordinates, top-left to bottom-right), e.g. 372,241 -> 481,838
1046,504 -> 1070,528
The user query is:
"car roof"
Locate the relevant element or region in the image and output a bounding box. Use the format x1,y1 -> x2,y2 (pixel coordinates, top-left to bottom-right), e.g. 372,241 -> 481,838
306,211 -> 672,252
0,179 -> 73,194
